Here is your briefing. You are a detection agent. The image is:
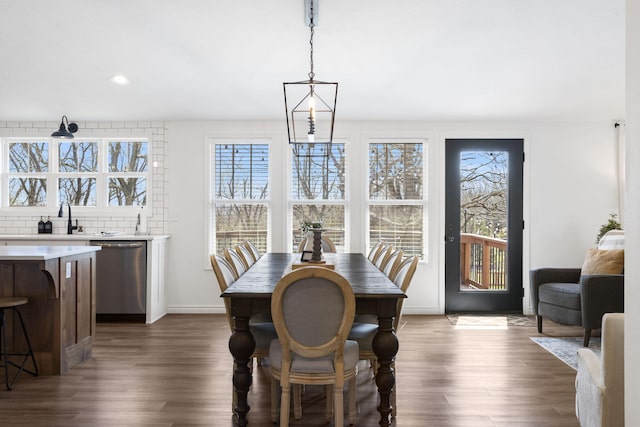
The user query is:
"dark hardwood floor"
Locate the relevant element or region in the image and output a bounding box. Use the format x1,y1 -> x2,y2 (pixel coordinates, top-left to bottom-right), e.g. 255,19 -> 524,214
0,314 -> 583,426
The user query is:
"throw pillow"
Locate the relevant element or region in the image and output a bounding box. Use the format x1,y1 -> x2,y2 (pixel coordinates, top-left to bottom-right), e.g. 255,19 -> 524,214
581,248 -> 624,275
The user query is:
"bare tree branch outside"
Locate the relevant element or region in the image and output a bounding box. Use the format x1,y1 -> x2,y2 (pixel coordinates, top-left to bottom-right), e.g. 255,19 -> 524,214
291,143 -> 345,250
369,142 -> 424,257
213,143 -> 269,254
7,139 -> 149,208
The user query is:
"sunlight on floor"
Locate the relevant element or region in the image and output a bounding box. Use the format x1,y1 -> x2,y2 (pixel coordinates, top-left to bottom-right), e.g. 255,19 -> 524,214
452,315 -> 509,330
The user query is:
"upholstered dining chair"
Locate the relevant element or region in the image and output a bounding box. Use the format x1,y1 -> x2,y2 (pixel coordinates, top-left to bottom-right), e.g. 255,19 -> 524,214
296,235 -> 338,253
367,240 -> 386,263
374,244 -> 394,270
244,240 -> 261,262
382,248 -> 404,279
235,244 -> 256,269
297,235 -> 337,253
269,267 -> 358,427
224,248 -> 247,278
210,254 -> 275,359
354,248 -> 403,326
348,255 -> 419,417
210,255 -> 277,411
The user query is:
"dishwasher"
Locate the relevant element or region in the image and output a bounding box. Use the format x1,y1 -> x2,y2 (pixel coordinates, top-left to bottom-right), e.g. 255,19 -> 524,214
90,240 -> 147,322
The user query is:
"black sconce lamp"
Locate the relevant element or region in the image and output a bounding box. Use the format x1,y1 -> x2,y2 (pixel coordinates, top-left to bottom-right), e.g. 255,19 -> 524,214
51,115 -> 79,139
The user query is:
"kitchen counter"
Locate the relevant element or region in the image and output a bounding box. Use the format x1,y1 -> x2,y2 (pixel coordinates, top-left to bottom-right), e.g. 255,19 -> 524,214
0,234 -> 169,241
0,245 -> 100,260
0,245 -> 100,374
0,235 -> 170,324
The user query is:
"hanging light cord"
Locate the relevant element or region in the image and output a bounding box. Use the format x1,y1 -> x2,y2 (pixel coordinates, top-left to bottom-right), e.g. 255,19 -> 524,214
308,1 -> 315,81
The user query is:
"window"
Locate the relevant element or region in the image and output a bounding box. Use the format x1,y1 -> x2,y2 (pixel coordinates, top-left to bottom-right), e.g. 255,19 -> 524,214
368,140 -> 425,257
3,138 -> 149,210
210,141 -> 270,255
58,141 -> 98,206
8,141 -> 48,207
107,140 -> 148,206
290,142 -> 346,251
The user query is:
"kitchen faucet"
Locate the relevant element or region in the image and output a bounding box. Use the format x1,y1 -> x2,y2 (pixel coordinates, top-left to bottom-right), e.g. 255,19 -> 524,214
58,201 -> 78,235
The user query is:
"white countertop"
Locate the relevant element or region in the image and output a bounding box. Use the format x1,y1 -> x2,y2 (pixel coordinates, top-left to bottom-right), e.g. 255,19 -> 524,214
0,234 -> 170,241
0,245 -> 101,260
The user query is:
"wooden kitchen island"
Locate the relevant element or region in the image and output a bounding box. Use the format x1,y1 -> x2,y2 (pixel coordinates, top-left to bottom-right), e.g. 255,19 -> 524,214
0,245 -> 100,375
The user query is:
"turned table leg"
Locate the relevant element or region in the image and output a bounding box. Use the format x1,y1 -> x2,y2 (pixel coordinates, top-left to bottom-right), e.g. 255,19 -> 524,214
228,314 -> 254,427
372,314 -> 399,427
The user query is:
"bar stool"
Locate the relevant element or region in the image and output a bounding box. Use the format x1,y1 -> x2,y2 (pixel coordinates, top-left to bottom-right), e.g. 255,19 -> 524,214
0,297 -> 38,389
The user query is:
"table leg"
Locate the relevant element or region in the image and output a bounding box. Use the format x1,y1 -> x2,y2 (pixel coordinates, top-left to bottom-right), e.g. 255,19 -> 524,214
372,315 -> 399,427
228,314 -> 255,427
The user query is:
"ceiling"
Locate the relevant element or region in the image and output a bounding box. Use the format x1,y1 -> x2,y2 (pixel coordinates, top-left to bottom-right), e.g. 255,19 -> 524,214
0,0 -> 625,122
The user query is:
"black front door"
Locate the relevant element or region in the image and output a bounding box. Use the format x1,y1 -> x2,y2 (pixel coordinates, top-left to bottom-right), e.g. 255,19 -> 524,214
445,139 -> 524,312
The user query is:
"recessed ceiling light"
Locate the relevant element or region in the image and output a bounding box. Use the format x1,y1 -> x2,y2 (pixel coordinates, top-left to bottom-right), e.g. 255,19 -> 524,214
111,75 -> 130,85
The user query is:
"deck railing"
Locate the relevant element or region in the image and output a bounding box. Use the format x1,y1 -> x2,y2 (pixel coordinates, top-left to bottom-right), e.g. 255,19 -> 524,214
460,233 -> 507,290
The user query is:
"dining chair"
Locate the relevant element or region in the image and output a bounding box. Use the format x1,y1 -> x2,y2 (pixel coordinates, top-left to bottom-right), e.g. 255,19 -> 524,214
224,248 -> 247,278
244,240 -> 261,262
269,267 -> 358,427
374,244 -> 394,270
354,249 -> 403,327
347,255 -> 419,417
297,235 -> 337,253
367,240 -> 386,263
210,255 -> 277,411
235,244 -> 256,269
382,248 -> 404,279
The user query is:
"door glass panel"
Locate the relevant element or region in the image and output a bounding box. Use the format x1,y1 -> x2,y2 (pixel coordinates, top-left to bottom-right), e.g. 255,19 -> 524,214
459,151 -> 508,292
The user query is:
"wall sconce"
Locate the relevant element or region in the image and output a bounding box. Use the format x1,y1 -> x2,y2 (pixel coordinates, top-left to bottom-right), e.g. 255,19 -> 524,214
51,115 -> 79,139
283,0 -> 338,158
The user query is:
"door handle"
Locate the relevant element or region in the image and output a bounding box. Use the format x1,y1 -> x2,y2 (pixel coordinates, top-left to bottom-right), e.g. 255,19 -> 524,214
445,235 -> 455,243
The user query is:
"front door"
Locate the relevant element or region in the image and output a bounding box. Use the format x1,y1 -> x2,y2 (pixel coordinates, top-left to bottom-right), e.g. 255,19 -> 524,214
445,139 -> 523,312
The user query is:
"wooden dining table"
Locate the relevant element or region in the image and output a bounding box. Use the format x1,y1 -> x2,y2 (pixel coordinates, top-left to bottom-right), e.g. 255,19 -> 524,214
221,252 -> 406,427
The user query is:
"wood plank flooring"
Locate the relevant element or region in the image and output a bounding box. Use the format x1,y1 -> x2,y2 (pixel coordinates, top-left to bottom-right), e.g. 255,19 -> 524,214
0,314 -> 584,426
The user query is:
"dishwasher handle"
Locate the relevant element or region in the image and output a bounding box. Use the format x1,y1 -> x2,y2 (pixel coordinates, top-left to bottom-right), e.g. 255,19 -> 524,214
90,241 -> 145,249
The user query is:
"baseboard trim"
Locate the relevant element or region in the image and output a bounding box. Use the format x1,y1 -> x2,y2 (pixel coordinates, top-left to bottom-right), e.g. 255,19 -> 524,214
167,305 -> 226,314
168,305 -> 440,316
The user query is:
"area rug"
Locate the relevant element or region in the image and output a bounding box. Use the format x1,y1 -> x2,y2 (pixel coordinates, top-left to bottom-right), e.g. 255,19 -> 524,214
446,313 -> 536,328
530,336 -> 601,370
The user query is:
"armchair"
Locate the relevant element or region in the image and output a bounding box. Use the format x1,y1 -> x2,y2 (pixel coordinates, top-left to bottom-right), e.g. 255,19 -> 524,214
575,313 -> 624,427
529,231 -> 624,347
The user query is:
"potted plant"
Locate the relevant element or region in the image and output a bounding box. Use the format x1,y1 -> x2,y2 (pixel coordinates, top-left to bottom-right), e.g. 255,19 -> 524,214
595,213 -> 622,244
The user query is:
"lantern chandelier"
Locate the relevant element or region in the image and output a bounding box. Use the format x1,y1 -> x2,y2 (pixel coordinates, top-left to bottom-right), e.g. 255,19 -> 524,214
283,0 -> 338,158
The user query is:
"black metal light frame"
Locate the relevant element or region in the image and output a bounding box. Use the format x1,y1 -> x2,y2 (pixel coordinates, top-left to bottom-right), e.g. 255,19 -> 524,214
284,79 -> 337,158
51,115 -> 78,139
283,0 -> 338,158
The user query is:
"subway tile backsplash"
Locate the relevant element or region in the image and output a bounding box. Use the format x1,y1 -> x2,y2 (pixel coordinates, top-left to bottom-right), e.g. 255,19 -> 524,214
0,121 -> 168,236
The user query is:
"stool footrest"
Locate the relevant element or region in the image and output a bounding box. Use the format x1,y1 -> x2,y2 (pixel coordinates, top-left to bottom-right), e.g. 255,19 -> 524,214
0,305 -> 39,390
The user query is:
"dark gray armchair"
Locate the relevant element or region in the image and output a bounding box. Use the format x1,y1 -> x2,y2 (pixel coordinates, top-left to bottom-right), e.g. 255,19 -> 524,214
529,267 -> 624,346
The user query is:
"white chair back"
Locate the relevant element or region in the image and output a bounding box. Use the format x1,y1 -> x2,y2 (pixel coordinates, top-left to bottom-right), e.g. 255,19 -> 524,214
224,248 -> 246,278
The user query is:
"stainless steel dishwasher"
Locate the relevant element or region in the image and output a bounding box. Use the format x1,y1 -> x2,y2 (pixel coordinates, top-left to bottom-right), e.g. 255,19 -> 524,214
90,240 -> 147,322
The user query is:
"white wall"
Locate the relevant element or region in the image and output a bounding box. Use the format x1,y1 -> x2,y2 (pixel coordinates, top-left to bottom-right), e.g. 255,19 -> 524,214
165,119 -> 620,316
625,1 -> 639,425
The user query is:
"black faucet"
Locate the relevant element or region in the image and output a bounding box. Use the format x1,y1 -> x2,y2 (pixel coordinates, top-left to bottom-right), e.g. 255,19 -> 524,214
58,201 -> 78,235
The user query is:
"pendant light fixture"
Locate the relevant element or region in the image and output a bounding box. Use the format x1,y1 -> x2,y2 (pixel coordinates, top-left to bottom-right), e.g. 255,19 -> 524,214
51,115 -> 79,139
283,0 -> 338,158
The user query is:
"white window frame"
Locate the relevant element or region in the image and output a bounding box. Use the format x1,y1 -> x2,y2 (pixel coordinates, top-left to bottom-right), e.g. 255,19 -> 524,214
366,138 -> 427,259
207,138 -> 272,256
288,139 -> 349,252
0,137 -> 151,215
